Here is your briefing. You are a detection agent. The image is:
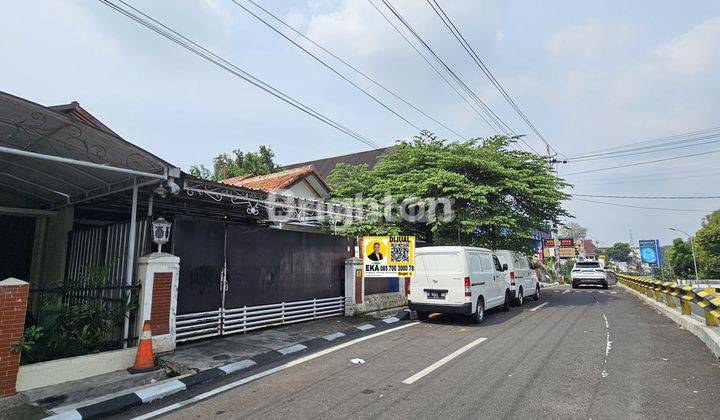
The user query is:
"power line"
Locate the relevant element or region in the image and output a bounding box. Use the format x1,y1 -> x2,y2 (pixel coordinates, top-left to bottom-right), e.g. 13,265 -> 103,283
571,170 -> 720,187
572,193 -> 720,200
365,0 -> 498,135
238,0 -> 467,140
572,198 -> 713,213
371,0 -> 540,153
426,0 -> 561,157
100,0 -> 381,149
569,131 -> 720,162
379,0 -> 511,133
231,0 -> 425,133
569,126 -> 720,159
562,148 -> 720,176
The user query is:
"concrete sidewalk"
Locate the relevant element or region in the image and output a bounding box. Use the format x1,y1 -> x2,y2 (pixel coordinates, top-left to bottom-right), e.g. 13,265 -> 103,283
162,315 -> 388,372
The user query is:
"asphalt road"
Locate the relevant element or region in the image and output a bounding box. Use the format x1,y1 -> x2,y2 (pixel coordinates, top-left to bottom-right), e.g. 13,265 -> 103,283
124,285 -> 720,419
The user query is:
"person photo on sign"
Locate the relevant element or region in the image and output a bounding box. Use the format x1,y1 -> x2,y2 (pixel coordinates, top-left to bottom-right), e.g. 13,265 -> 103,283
368,242 -> 384,261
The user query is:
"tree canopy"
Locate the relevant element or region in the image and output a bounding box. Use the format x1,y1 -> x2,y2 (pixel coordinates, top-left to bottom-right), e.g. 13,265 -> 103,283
558,222 -> 587,241
605,242 -> 632,263
666,238 -> 695,279
329,131 -> 570,253
696,209 -> 720,279
189,145 -> 279,181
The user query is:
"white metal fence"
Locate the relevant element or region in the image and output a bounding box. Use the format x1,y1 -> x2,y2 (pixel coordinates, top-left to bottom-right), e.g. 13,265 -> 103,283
176,296 -> 344,343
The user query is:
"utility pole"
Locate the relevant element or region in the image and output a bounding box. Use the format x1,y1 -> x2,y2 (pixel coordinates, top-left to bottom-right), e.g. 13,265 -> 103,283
547,145 -> 566,272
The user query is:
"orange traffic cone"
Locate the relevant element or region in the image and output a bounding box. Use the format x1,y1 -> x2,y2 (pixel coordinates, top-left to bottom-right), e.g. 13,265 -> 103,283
128,321 -> 159,373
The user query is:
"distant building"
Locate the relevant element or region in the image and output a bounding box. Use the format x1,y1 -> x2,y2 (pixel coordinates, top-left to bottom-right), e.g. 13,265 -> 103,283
283,146 -> 394,180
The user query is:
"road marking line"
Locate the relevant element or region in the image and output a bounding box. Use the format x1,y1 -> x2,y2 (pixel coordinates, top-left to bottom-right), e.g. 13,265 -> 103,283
562,289 -> 570,294
402,337 -> 488,385
133,322 -> 419,419
530,302 -> 549,312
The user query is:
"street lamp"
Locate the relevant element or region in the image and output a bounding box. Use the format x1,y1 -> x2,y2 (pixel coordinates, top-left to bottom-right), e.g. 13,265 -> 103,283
668,227 -> 699,284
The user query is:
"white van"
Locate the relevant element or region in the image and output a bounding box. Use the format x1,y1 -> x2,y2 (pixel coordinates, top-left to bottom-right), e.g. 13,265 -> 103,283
494,250 -> 541,306
408,246 -> 512,323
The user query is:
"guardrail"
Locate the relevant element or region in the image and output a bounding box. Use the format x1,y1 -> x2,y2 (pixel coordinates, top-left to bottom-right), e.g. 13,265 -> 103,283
617,274 -> 720,327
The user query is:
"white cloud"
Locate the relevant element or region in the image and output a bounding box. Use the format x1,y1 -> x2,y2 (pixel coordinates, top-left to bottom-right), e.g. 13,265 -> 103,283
653,17 -> 720,74
284,11 -> 307,29
545,18 -> 637,59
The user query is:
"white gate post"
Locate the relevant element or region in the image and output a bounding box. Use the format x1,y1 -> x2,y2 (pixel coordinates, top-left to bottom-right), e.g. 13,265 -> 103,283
136,252 -> 180,353
344,257 -> 363,316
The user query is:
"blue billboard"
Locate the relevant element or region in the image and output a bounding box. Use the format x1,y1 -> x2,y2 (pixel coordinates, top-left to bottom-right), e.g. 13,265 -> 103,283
639,239 -> 662,267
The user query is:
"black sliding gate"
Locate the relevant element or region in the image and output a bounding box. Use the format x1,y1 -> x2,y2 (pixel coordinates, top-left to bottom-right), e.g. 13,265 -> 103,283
174,220 -> 353,342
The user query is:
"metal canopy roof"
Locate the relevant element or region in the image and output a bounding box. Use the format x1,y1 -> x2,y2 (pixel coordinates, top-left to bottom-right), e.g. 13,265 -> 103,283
0,91 -> 176,210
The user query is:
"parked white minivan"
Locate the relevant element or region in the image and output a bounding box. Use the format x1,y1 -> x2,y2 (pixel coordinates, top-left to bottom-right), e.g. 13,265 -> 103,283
494,250 -> 541,306
408,246 -> 513,323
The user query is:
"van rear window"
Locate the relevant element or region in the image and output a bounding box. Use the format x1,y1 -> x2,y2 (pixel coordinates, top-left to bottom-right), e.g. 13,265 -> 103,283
416,253 -> 462,274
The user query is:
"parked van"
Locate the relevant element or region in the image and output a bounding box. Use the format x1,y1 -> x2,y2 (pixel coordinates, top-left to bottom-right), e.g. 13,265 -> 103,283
494,250 -> 541,306
408,246 -> 512,323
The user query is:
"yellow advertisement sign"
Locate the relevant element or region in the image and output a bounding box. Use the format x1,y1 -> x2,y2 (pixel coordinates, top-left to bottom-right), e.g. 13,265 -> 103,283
363,236 -> 415,277
558,247 -> 576,259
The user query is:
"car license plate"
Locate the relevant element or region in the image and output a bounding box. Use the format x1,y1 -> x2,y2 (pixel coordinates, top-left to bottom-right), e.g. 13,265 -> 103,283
427,291 -> 445,299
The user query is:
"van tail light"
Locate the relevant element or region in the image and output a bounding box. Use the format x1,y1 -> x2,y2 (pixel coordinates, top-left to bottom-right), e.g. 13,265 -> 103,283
464,277 -> 471,297
405,277 -> 411,296
510,271 -> 516,286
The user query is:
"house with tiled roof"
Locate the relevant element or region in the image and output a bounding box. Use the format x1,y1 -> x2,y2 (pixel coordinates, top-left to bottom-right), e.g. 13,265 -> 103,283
223,165 -> 331,200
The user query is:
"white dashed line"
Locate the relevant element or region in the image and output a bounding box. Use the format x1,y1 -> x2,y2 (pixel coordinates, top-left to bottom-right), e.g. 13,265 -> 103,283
530,302 -> 549,312
402,337 -> 488,384
562,289 -> 570,294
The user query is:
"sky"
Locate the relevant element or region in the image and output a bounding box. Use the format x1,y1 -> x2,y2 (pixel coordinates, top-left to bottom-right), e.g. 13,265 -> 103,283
1,0 -> 719,246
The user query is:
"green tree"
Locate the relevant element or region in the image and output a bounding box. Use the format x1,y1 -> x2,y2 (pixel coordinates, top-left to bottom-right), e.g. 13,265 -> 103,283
189,145 -> 279,181
696,210 -> 720,279
605,242 -> 632,263
667,238 -> 695,279
558,221 -> 587,241
329,131 -> 570,253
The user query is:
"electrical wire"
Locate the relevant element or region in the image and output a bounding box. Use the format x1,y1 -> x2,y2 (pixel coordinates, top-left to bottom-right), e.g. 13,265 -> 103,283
371,0 -> 540,153
379,0 -> 510,134
239,0 -> 467,140
561,148 -> 720,176
572,198 -> 713,213
365,0 -> 500,136
100,0 -> 381,149
569,126 -> 720,159
231,0 -> 425,132
572,193 -> 720,200
426,0 -> 561,158
570,170 -> 720,187
569,131 -> 720,162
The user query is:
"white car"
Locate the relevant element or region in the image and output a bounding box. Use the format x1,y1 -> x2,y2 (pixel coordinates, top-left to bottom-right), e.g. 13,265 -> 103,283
408,246 -> 512,323
495,250 -> 541,306
571,260 -> 608,289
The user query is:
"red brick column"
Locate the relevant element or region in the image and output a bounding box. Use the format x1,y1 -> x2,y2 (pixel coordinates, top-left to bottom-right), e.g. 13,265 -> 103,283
0,278 -> 29,396
150,272 -> 172,335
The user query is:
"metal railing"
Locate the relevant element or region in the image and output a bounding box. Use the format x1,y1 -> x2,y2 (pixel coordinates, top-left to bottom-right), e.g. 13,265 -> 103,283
617,274 -> 720,327
176,296 -> 345,343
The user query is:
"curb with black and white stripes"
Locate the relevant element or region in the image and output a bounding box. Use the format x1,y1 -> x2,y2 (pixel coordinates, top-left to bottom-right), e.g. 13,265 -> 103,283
47,310 -> 410,419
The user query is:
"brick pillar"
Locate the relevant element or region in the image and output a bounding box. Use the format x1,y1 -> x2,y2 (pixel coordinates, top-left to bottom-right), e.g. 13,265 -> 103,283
0,278 -> 29,396
136,253 -> 180,353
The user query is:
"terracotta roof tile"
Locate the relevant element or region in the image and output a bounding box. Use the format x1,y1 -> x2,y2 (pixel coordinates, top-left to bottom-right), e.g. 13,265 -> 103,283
222,165 -> 329,193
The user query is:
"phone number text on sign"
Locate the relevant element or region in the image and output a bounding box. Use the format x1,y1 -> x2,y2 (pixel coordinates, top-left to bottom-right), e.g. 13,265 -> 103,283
363,236 -> 415,278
